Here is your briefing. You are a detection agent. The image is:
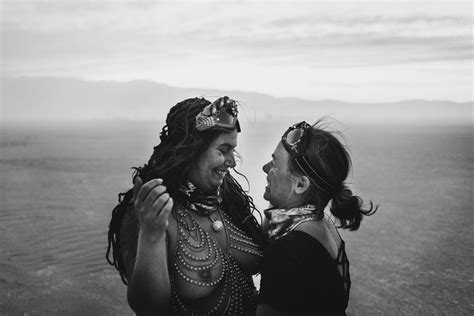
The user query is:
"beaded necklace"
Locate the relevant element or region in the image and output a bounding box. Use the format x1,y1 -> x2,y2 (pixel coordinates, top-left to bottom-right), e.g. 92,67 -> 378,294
170,205 -> 260,315
169,181 -> 263,314
180,181 -> 224,232
221,211 -> 263,258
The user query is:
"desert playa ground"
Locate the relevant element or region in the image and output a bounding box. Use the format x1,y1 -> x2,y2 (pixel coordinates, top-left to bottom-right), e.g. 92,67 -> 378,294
1,120 -> 472,315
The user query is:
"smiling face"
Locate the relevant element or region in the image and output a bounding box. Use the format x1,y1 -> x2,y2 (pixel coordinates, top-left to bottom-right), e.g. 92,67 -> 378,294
262,141 -> 299,209
188,129 -> 238,191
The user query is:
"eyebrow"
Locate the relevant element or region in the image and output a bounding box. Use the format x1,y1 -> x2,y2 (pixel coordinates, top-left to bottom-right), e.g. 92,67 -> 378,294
219,143 -> 237,149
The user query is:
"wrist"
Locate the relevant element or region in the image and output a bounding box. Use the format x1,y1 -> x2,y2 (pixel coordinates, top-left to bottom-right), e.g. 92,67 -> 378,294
138,227 -> 167,245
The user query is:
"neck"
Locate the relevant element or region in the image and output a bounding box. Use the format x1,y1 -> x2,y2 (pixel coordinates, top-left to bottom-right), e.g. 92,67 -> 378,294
274,198 -> 308,211
179,181 -> 222,216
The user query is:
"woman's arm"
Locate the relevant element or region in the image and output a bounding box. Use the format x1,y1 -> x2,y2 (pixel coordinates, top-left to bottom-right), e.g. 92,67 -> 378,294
127,177 -> 174,316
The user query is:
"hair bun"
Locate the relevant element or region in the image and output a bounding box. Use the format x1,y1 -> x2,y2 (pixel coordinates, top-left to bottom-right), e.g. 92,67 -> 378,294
339,187 -> 352,199
333,183 -> 350,198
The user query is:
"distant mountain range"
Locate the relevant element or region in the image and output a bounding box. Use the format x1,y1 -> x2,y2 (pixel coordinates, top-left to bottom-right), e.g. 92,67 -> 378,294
1,76 -> 472,124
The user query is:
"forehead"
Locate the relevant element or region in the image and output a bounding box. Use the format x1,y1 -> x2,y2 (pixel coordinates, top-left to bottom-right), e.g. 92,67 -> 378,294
273,142 -> 290,163
210,129 -> 238,147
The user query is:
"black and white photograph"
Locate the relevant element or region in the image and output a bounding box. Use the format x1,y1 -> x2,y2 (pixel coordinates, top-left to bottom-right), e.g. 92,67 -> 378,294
1,0 -> 472,315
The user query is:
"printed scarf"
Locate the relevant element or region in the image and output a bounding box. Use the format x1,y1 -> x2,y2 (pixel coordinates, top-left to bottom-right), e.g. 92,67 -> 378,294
265,204 -> 322,240
179,181 -> 222,216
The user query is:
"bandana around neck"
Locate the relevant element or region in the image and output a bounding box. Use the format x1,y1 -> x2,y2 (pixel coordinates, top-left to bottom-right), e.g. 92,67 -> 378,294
179,181 -> 222,216
265,204 -> 322,240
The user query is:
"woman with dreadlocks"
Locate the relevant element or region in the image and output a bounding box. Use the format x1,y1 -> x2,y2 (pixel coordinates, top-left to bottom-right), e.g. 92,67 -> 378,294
106,96 -> 266,315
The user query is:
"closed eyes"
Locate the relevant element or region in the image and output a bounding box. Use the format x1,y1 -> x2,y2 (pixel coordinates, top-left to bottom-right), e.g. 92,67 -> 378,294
218,144 -> 236,154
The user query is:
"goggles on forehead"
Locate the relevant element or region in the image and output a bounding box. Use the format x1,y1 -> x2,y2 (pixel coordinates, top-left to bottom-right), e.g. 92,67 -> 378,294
282,121 -> 312,154
195,96 -> 240,132
281,121 -> 334,194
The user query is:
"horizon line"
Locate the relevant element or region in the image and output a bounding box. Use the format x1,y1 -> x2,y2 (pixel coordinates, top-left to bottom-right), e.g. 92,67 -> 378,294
2,75 -> 472,105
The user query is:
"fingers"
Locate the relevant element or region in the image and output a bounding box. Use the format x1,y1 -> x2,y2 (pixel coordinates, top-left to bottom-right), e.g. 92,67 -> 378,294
151,191 -> 172,215
134,178 -> 172,224
142,185 -> 167,211
158,197 -> 173,227
140,195 -> 173,235
135,181 -> 173,233
135,178 -> 163,206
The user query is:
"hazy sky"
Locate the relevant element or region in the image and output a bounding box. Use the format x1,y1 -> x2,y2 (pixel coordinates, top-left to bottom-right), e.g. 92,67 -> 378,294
1,0 -> 472,102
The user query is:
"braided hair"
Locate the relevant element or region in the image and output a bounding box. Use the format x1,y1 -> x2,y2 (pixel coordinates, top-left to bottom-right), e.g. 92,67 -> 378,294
106,97 -> 266,284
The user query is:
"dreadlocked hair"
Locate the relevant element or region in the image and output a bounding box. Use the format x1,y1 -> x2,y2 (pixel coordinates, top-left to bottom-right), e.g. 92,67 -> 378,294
106,185 -> 134,284
221,172 -> 267,248
106,97 -> 266,285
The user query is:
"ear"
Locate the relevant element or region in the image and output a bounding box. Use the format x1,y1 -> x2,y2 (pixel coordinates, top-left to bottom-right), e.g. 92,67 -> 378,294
294,175 -> 311,195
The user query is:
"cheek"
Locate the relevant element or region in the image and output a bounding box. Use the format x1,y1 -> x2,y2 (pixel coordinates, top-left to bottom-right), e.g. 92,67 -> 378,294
203,152 -> 224,171
269,170 -> 284,191
195,156 -> 213,175
268,168 -> 277,180
275,172 -> 291,191
271,169 -> 284,181
216,151 -> 225,162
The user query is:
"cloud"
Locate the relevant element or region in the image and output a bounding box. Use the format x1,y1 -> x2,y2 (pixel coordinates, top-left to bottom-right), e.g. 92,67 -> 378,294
1,1 -> 472,101
3,1 -> 470,64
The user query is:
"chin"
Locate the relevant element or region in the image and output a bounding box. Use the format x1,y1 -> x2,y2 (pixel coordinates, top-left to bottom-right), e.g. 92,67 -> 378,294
210,180 -> 223,189
263,186 -> 271,199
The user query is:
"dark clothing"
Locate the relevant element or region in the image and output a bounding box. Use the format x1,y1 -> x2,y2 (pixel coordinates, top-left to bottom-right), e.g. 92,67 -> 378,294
258,230 -> 350,315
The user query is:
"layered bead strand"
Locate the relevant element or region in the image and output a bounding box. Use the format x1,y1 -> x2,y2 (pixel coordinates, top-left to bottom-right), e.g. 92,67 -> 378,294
169,206 -> 259,315
222,212 -> 264,258
175,208 -> 225,287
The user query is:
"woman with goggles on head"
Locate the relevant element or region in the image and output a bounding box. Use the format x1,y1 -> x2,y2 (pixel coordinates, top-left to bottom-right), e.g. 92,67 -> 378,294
257,120 -> 378,316
106,96 -> 266,315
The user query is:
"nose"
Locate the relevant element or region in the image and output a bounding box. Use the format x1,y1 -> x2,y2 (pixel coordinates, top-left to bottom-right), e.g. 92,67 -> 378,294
225,151 -> 236,168
262,161 -> 270,174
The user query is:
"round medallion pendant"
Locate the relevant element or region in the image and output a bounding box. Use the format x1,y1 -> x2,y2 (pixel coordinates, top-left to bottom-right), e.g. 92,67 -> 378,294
212,220 -> 224,232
